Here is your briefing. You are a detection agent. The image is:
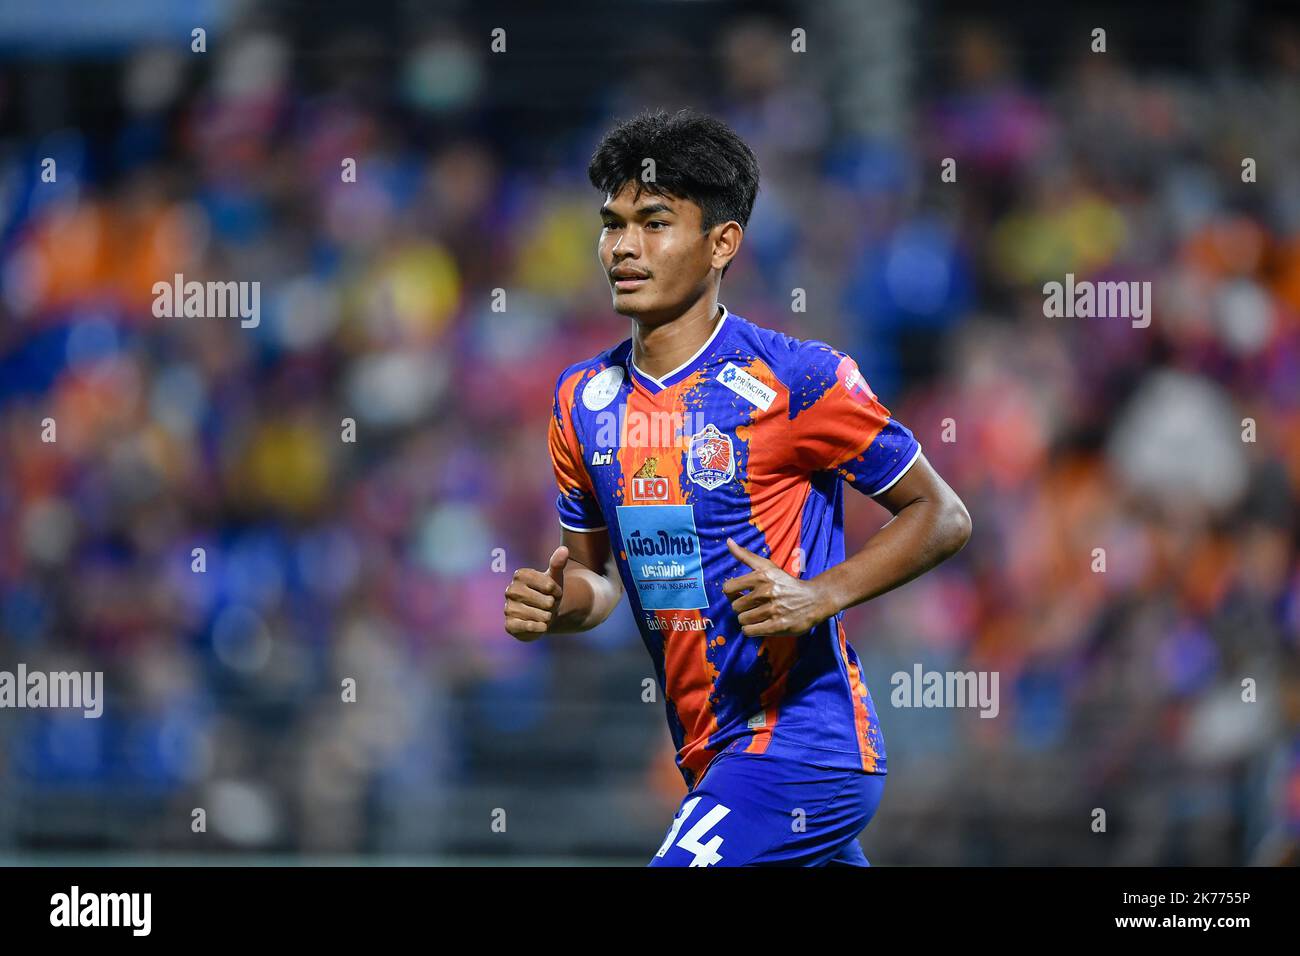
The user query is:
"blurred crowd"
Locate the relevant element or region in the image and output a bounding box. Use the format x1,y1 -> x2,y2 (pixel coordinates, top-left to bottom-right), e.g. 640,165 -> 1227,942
0,7 -> 1297,863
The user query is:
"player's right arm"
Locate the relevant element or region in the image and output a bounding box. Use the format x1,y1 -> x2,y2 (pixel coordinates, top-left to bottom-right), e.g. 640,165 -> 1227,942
505,367 -> 625,641
504,527 -> 623,641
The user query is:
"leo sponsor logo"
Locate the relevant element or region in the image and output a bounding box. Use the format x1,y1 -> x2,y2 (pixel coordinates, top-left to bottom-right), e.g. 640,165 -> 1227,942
631,457 -> 670,502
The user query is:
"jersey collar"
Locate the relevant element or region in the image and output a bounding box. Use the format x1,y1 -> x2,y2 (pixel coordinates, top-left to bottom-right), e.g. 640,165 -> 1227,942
627,304 -> 731,394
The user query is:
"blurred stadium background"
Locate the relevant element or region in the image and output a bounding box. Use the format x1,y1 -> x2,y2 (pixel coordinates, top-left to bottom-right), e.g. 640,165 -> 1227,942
0,0 -> 1298,865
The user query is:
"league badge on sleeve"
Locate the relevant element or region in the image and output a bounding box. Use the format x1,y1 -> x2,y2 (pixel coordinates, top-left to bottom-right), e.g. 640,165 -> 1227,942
836,355 -> 876,406
687,423 -> 735,490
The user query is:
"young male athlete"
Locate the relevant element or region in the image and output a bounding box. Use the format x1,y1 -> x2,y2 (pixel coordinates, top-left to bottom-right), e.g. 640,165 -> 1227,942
503,109 -> 971,866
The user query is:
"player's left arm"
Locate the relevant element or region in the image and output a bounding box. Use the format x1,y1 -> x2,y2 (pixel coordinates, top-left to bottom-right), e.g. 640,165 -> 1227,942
725,453 -> 970,638
725,343 -> 970,638
809,451 -> 970,611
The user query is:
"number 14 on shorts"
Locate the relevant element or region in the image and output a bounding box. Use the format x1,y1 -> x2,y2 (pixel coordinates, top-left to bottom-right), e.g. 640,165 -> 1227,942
655,796 -> 731,866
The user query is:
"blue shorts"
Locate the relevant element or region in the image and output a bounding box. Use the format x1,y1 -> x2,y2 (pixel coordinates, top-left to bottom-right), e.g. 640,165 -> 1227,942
648,751 -> 885,867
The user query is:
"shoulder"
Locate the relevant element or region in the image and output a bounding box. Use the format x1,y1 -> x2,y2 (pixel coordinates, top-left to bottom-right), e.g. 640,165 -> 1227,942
553,338 -> 633,403
725,312 -> 863,410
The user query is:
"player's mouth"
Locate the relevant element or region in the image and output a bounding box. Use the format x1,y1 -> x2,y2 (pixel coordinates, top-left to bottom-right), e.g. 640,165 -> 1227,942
611,269 -> 650,292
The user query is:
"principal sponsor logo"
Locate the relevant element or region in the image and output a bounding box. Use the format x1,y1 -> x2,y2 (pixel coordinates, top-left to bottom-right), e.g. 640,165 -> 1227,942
717,362 -> 776,411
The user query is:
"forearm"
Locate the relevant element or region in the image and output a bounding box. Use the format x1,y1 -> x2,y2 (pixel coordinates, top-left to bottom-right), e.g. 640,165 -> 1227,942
812,498 -> 970,619
549,564 -> 622,633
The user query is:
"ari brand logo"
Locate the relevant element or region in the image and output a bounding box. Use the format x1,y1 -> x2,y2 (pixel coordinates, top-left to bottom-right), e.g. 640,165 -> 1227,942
717,362 -> 776,410
591,449 -> 614,466
686,424 -> 735,491
631,457 -> 669,502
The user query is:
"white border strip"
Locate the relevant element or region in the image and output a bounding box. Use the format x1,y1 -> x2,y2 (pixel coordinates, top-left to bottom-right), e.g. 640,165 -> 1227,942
558,520 -> 608,533
867,443 -> 922,498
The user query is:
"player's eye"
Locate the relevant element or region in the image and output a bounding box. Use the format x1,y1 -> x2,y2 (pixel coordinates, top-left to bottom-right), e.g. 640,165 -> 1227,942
602,221 -> 621,230
646,220 -> 668,230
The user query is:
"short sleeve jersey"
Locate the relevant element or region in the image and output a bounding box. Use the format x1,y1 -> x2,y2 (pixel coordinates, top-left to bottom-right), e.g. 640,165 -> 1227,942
548,306 -> 920,787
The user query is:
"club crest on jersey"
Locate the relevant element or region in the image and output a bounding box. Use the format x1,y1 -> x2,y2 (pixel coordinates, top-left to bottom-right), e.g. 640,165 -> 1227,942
631,457 -> 669,502
582,365 -> 624,411
686,424 -> 735,491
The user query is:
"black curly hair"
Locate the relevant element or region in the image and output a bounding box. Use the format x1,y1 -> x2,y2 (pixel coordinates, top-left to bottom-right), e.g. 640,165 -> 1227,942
588,108 -> 760,277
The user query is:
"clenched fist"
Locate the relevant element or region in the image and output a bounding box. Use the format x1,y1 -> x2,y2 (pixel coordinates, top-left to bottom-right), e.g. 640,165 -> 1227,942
504,545 -> 569,641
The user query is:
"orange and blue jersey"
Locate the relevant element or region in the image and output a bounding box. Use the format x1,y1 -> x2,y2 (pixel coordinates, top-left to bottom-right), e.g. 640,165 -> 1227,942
548,305 -> 920,789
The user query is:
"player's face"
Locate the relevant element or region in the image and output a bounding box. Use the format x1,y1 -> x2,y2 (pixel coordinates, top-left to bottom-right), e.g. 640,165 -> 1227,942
598,182 -> 716,324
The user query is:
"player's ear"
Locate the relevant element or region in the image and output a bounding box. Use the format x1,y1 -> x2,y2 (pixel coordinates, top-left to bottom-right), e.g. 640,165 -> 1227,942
710,220 -> 743,273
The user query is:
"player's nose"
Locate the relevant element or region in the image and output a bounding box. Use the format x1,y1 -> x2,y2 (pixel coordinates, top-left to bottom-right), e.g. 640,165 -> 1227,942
611,229 -> 641,259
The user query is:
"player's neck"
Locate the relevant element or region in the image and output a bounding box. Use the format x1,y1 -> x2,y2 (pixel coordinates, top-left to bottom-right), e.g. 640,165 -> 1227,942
631,297 -> 724,381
